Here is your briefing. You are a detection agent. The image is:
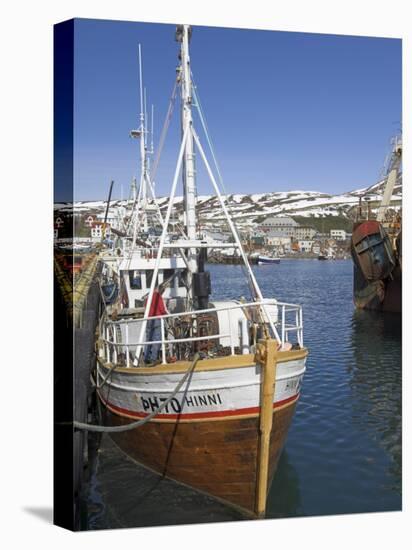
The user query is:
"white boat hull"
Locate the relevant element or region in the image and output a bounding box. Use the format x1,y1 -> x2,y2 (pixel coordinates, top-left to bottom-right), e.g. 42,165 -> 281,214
97,351 -> 306,422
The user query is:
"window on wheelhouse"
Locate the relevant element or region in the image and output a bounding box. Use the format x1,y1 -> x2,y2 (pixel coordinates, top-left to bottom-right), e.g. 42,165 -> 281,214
178,269 -> 188,288
145,270 -> 159,289
129,270 -> 142,290
163,269 -> 175,285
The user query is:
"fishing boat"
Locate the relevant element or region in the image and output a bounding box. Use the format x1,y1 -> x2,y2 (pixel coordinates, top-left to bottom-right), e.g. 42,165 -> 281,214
95,25 -> 308,518
350,136 -> 402,312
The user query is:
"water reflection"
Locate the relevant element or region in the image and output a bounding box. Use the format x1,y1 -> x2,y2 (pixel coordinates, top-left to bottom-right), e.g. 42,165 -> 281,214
84,261 -> 402,525
348,310 -> 402,493
267,450 -> 302,518
85,434 -> 245,529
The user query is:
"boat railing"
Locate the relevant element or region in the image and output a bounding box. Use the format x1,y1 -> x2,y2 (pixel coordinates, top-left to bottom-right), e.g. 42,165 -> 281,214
97,299 -> 303,367
119,246 -> 179,261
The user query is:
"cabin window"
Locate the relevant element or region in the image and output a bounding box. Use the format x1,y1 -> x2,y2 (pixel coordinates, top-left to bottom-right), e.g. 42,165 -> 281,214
163,269 -> 175,284
129,270 -> 142,290
145,270 -> 158,289
178,269 -> 188,288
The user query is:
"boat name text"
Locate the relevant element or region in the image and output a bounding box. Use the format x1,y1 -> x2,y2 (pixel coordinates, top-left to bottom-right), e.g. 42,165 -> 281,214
141,392 -> 223,413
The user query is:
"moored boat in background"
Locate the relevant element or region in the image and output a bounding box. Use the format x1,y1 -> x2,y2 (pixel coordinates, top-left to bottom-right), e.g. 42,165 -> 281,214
318,248 -> 334,261
350,136 -> 402,313
252,254 -> 281,265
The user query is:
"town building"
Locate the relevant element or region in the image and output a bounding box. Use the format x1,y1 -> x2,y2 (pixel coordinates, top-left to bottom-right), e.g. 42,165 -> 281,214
311,241 -> 321,255
266,231 -> 292,252
250,236 -> 266,248
293,226 -> 317,240
330,229 -> 347,241
314,232 -> 330,240
297,239 -> 315,253
259,216 -> 299,236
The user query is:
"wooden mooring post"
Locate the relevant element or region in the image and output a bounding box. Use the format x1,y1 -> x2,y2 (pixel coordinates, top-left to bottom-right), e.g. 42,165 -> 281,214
255,338 -> 278,518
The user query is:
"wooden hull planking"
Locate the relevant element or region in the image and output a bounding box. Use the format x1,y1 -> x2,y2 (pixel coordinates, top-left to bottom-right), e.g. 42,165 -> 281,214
97,349 -> 306,516
106,401 -> 296,515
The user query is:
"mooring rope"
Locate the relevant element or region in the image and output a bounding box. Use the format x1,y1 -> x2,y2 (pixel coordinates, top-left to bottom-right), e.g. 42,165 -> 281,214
72,353 -> 200,433
94,360 -> 118,391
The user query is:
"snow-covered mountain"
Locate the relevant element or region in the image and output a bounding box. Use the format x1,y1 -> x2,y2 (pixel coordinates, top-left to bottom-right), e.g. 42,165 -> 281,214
55,175 -> 402,226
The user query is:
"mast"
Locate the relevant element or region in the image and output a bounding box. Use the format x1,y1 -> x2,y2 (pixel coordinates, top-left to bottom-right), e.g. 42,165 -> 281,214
150,104 -> 154,155
133,24 -> 282,363
176,24 -> 198,279
131,176 -> 137,202
102,180 -> 114,242
376,136 -> 402,223
130,44 -> 149,233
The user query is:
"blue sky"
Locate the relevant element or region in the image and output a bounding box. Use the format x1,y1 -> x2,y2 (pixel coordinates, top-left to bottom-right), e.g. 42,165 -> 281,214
73,18 -> 401,201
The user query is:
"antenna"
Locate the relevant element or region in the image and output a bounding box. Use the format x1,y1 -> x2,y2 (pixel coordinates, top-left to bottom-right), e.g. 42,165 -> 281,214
138,44 -> 144,126
144,87 -> 148,148
151,104 -> 154,154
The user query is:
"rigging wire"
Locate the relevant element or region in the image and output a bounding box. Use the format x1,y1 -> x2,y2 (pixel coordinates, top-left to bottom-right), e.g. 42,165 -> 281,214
150,78 -> 178,185
124,79 -> 175,264
191,72 -> 259,302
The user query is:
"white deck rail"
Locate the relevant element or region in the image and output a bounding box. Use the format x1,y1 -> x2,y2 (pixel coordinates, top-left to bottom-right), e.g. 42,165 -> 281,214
98,300 -> 303,366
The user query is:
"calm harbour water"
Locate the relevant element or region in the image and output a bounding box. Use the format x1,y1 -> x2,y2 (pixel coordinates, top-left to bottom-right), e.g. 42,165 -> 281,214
84,260 -> 402,528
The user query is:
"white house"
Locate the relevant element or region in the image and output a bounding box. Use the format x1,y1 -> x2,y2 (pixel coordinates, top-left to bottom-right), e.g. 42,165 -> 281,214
266,231 -> 292,252
330,229 -> 347,241
297,239 -> 315,253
